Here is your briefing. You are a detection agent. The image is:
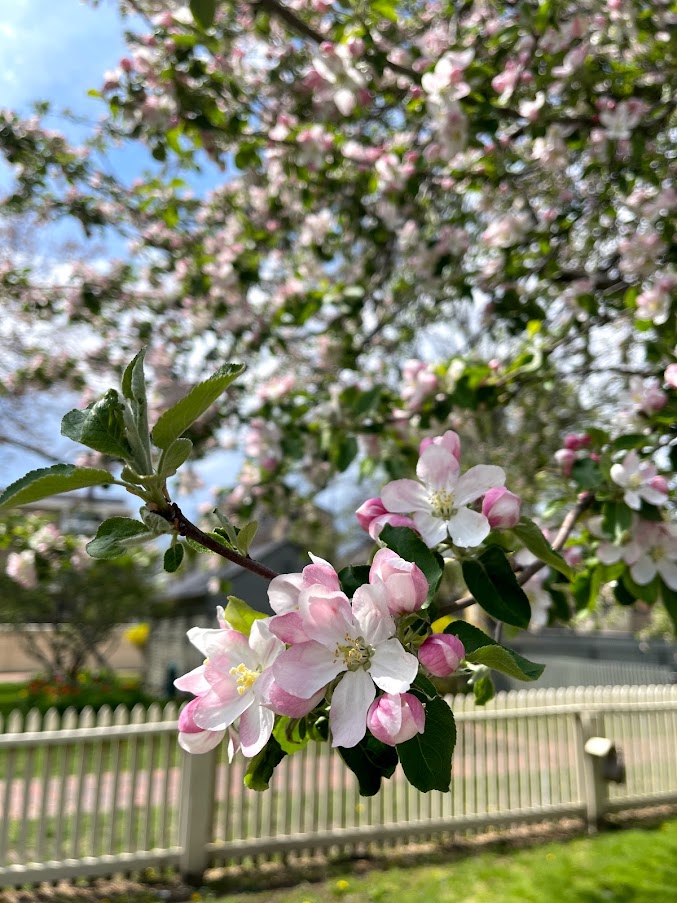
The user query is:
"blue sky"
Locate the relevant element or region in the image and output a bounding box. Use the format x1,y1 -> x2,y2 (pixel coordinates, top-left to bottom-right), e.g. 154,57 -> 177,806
0,1 -> 241,515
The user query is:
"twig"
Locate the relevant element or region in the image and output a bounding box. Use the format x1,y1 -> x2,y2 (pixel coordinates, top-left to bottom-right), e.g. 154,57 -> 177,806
157,502 -> 280,582
437,492 -> 594,616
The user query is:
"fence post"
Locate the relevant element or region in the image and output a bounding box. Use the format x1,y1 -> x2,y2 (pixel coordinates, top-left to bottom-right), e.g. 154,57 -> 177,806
575,711 -> 608,833
178,746 -> 218,884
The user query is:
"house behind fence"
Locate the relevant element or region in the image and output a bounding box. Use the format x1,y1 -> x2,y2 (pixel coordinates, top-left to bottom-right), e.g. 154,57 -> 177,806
1,684 -> 676,887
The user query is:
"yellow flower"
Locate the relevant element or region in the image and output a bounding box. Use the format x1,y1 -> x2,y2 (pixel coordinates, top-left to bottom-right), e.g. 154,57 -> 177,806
335,879 -> 350,892
125,622 -> 150,648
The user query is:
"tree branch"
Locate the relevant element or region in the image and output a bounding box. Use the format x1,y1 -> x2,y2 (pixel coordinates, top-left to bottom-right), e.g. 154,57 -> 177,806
437,492 -> 594,616
157,502 -> 280,582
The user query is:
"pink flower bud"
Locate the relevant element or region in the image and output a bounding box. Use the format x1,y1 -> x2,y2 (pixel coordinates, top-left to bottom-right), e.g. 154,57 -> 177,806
370,548 -> 428,614
367,693 -> 425,746
356,497 -> 387,532
369,512 -> 418,541
649,475 -> 669,495
665,364 -> 677,389
481,487 -> 522,529
178,698 -> 202,734
419,430 -> 461,460
418,634 -> 465,677
554,448 -> 577,477
564,433 -> 591,451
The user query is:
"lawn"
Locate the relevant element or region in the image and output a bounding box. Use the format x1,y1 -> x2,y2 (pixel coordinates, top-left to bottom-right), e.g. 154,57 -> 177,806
204,820 -> 677,903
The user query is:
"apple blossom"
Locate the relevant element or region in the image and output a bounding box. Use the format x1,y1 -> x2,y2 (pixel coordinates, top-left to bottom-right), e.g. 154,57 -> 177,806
366,693 -> 425,747
610,451 -> 669,511
628,522 -> 677,590
665,364 -> 677,389
272,584 -> 419,748
418,634 -> 465,677
381,437 -> 506,548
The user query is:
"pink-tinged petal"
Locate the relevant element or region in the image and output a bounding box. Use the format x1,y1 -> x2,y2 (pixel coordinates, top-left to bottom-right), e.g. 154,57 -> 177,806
239,703 -> 275,758
370,639 -> 419,694
423,430 -> 461,461
412,510 -> 448,547
203,628 -> 251,663
178,728 -> 225,755
263,679 -> 326,717
454,465 -> 506,506
329,669 -> 375,748
174,665 -> 210,695
299,587 -> 356,646
356,497 -> 387,532
268,611 -> 310,644
193,683 -> 252,731
248,619 -> 284,668
416,445 -> 460,491
630,555 -> 657,586
352,583 -> 395,645
273,642 -> 344,698
267,572 -> 305,614
369,513 -> 418,540
381,478 -> 430,514
381,572 -> 427,616
657,559 -> 677,591
446,507 -> 491,548
177,698 -> 202,733
304,556 -> 341,590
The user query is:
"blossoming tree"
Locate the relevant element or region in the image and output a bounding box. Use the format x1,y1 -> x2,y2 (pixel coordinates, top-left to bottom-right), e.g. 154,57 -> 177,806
0,0 -> 675,793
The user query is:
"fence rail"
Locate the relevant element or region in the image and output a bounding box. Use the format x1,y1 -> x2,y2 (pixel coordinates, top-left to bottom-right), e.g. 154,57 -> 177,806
1,684 -> 676,887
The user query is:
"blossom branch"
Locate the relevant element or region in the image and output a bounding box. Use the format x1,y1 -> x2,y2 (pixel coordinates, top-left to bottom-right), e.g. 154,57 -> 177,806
438,492 -> 595,616
156,502 -> 280,582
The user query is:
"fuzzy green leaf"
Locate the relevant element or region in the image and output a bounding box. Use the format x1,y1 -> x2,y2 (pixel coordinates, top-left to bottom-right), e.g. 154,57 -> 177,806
151,362 -> 245,449
244,735 -> 286,791
445,621 -> 545,681
461,546 -> 532,628
223,595 -> 267,635
157,438 -> 193,477
0,465 -> 115,510
510,518 -> 574,580
61,390 -> 133,461
164,543 -> 184,573
86,517 -> 152,559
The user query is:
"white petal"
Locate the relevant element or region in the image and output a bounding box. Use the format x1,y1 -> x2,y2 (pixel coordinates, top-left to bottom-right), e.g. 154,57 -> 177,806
267,573 -> 305,614
272,642 -> 343,698
597,542 -> 623,565
248,619 -> 284,668
381,478 -> 430,514
447,507 -> 491,548
630,555 -> 656,585
416,445 -> 459,491
352,583 -> 395,645
624,489 -> 642,510
413,510 -> 448,547
186,627 -> 227,657
299,587 -> 356,647
239,703 -> 274,758
370,639 -> 419,694
329,670 -> 375,748
174,665 -> 210,695
454,465 -> 506,507
334,87 -> 356,116
178,728 -> 225,754
639,486 -> 668,507
657,559 -> 677,591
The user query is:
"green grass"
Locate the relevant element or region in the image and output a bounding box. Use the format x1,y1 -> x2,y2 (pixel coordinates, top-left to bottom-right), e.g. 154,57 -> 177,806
204,820 -> 677,903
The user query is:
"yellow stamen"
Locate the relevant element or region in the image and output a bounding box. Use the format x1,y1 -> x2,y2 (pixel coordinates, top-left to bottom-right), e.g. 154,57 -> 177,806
229,662 -> 259,695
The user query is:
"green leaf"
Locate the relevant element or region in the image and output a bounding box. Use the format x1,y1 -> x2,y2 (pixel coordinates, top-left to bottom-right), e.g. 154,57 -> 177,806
444,622 -> 545,681
164,543 -> 184,573
120,349 -> 152,473
601,501 -> 632,540
152,362 -> 245,449
223,595 -> 267,635
379,525 -> 444,602
272,717 -> 311,755
571,458 -> 602,490
121,348 -> 146,404
461,546 -> 532,628
0,465 -> 115,510
61,390 -> 134,461
236,520 -> 258,555
338,564 -> 371,598
190,0 -> 216,28
86,517 -> 152,559
157,438 -> 194,478
473,675 -> 496,706
510,518 -> 574,580
397,695 -> 456,793
338,734 -> 398,797
370,0 -> 398,23
244,735 -> 286,791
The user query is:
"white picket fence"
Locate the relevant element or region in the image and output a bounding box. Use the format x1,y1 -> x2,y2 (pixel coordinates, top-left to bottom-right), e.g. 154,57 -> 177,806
1,684 -> 676,887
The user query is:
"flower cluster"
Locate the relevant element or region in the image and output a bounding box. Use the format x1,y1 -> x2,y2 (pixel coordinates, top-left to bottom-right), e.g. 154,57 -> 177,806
357,431 -> 521,548
175,550 -> 465,757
